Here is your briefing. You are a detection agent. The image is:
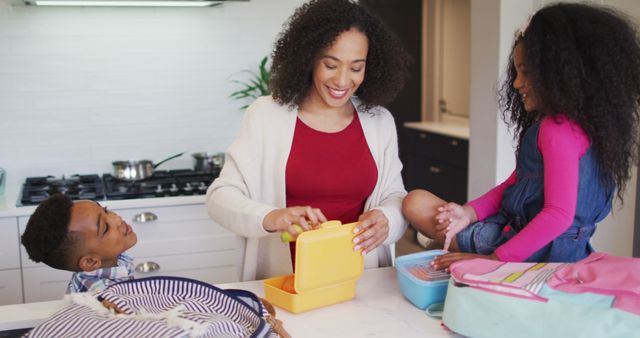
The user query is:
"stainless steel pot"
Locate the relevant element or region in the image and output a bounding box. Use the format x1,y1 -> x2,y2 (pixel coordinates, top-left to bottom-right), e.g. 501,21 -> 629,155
113,152 -> 185,181
192,152 -> 225,173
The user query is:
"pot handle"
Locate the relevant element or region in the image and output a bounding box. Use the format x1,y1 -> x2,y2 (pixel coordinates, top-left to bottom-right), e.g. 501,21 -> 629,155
153,152 -> 186,168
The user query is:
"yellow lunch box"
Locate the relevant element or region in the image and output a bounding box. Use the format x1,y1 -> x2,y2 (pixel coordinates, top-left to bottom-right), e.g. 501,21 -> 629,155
262,220 -> 364,313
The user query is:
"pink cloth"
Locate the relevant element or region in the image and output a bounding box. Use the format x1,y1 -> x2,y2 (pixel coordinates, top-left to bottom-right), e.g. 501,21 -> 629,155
449,258 -> 565,301
468,116 -> 590,261
548,252 -> 640,315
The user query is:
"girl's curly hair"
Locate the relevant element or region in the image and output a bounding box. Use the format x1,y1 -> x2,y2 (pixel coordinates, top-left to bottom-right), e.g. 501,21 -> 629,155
270,0 -> 410,110
499,2 -> 640,201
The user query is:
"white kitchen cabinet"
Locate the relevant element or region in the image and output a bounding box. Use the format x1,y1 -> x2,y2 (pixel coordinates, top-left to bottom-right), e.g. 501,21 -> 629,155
122,204 -> 244,285
21,267 -> 72,303
0,217 -> 23,305
0,217 -> 20,270
17,202 -> 243,303
0,270 -> 23,306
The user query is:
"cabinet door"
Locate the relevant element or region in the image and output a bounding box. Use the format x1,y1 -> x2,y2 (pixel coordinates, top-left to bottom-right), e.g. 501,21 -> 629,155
0,270 -> 23,305
22,267 -> 72,303
0,217 -> 20,269
408,158 -> 467,204
406,128 -> 468,167
0,218 -> 23,305
405,128 -> 468,203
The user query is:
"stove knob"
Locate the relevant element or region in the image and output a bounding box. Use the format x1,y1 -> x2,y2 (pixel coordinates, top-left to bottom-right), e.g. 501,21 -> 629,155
155,185 -> 164,197
198,182 -> 208,194
169,183 -> 179,196
183,183 -> 194,195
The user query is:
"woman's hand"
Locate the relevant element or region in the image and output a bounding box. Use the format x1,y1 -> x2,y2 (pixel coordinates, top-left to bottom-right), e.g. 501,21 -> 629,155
263,206 -> 327,239
431,252 -> 498,271
353,209 -> 389,255
435,202 -> 476,251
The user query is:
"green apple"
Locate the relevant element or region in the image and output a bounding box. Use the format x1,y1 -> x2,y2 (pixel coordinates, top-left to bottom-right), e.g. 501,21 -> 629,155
280,224 -> 304,242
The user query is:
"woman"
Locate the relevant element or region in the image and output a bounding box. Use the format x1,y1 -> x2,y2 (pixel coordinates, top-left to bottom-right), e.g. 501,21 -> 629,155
207,0 -> 411,281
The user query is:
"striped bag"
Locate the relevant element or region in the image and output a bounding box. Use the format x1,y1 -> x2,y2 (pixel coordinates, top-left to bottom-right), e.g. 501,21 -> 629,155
24,276 -> 288,338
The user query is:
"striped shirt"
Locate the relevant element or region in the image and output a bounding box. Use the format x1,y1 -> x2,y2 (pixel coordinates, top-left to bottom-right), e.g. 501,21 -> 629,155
66,253 -> 134,294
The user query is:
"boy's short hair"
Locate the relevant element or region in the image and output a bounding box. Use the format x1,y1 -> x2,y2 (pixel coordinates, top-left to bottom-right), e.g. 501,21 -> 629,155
21,194 -> 82,271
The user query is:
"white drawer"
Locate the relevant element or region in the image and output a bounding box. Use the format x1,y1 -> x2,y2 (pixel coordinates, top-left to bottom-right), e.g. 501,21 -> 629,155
21,250 -> 242,303
0,217 -> 19,270
19,204 -> 242,270
115,204 -> 211,225
127,219 -> 238,258
22,267 -> 72,303
133,251 -> 241,284
0,269 -> 23,305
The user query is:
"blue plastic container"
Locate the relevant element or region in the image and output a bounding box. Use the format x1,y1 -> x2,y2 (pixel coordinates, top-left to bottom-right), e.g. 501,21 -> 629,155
395,250 -> 450,310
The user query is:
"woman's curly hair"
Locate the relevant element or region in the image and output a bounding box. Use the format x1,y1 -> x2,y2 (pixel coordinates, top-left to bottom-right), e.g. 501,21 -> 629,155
270,0 -> 410,110
499,2 -> 640,200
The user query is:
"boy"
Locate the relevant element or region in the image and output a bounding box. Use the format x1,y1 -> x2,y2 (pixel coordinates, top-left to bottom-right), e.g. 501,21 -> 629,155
21,193 -> 138,293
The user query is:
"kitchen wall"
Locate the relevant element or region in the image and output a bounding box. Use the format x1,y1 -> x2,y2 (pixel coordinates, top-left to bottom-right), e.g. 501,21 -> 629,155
0,0 -> 305,188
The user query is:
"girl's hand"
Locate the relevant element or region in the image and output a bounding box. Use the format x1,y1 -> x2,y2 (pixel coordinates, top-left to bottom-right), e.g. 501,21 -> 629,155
353,210 -> 389,255
431,252 -> 498,271
263,206 -> 328,239
435,203 -> 476,251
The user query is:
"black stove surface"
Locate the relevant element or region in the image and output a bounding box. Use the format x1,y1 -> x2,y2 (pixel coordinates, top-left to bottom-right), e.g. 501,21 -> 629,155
18,169 -> 219,206
20,174 -> 105,206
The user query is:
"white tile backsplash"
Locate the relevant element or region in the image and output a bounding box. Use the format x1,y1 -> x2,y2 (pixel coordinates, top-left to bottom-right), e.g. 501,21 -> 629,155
0,0 -> 306,189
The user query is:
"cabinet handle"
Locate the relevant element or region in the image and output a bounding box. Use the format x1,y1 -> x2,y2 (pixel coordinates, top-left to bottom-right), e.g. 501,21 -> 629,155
450,139 -> 459,146
419,133 -> 427,139
135,261 -> 160,273
429,166 -> 442,174
133,212 -> 158,223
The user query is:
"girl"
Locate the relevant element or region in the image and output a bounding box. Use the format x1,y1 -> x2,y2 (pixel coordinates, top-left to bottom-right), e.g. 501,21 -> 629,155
403,2 -> 640,270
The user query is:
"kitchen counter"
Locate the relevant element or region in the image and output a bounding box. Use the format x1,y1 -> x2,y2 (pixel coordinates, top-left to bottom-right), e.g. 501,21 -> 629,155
0,183 -> 206,218
0,267 -> 459,337
404,115 -> 470,140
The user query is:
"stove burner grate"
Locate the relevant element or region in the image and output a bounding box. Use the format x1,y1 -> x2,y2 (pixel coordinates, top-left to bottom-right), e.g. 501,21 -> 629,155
18,170 -> 218,206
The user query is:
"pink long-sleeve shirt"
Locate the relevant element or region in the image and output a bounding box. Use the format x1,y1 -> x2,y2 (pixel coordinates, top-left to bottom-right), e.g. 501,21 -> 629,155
468,116 -> 591,262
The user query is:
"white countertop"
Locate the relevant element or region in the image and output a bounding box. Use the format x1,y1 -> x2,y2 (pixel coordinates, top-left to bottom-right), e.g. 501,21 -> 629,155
404,115 -> 470,140
0,267 -> 459,337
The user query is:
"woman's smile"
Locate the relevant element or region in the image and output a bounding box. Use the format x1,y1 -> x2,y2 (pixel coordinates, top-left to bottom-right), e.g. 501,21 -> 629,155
327,86 -> 350,99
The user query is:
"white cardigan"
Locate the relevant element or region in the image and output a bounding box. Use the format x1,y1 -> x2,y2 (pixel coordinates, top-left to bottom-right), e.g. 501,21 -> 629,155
206,96 -> 408,281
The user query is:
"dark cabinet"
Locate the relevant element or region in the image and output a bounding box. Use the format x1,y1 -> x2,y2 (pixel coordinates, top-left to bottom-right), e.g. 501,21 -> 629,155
359,0 -> 422,170
404,127 -> 468,204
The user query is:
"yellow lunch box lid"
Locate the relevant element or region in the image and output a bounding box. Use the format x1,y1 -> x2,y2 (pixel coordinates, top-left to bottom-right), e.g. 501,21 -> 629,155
293,220 -> 364,293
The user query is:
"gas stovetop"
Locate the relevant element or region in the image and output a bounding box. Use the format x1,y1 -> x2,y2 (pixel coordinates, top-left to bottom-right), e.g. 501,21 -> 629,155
18,169 -> 219,206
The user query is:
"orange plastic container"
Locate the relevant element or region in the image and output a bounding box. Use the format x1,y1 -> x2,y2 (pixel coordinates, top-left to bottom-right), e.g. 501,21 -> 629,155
263,221 -> 364,313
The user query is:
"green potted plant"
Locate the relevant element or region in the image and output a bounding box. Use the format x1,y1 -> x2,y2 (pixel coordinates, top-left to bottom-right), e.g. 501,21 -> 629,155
229,56 -> 271,109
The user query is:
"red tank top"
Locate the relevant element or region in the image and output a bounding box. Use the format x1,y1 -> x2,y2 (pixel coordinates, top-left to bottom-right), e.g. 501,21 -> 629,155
286,111 -> 378,269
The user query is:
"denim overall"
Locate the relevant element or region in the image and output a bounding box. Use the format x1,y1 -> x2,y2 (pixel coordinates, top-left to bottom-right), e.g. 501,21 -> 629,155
457,122 -> 615,262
